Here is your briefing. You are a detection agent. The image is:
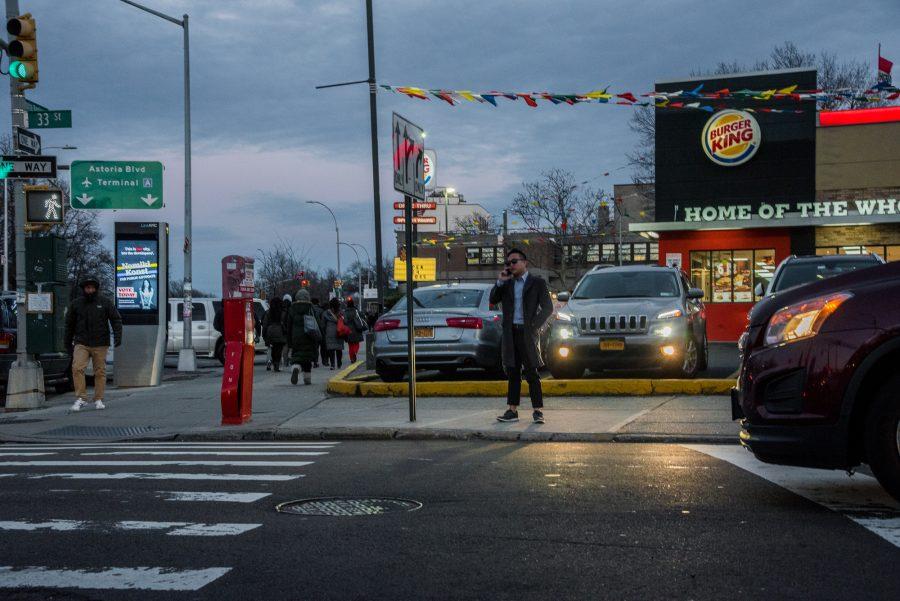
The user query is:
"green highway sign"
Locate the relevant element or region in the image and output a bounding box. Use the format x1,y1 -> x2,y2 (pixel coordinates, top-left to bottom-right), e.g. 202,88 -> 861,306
71,161 -> 164,210
27,110 -> 72,129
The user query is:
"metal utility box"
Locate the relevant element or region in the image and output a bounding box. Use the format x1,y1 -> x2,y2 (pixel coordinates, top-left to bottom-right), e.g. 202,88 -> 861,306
26,236 -> 68,283
26,283 -> 69,354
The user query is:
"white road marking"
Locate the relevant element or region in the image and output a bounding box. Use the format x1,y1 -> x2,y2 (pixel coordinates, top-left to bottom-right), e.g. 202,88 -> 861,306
157,491 -> 272,503
0,452 -> 55,456
0,460 -> 313,467
685,444 -> 900,548
0,519 -> 260,536
0,566 -> 231,591
1,443 -> 339,449
80,451 -> 328,456
23,472 -> 303,481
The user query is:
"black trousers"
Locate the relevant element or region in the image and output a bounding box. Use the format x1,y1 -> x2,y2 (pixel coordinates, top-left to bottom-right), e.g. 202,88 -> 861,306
270,343 -> 284,368
328,349 -> 343,368
507,325 -> 543,409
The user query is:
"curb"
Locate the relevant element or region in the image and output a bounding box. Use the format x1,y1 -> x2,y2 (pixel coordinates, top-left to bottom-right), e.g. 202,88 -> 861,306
327,369 -> 734,397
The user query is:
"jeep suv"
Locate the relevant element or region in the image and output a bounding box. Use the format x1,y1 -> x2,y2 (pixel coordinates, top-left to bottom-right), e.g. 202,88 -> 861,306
547,265 -> 708,379
735,260 -> 900,502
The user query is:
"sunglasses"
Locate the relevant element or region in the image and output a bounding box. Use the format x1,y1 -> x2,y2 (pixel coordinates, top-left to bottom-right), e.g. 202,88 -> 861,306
504,259 -> 521,266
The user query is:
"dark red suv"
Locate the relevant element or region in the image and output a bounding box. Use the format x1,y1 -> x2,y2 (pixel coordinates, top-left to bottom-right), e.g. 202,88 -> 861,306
734,260 -> 900,501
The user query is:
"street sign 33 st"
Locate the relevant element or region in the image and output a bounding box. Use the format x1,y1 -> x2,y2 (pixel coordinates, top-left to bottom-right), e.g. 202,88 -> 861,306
71,161 -> 164,210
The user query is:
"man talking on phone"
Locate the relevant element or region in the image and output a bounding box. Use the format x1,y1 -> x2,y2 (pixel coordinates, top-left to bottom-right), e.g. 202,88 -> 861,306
490,248 -> 553,423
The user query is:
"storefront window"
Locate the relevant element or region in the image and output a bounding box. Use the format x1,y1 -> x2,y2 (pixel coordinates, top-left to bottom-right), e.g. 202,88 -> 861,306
602,244 -> 616,262
495,249 -> 505,265
480,247 -> 495,264
711,251 -> 733,303
586,244 -> 600,263
633,243 -> 647,262
466,247 -> 479,266
690,251 -> 711,302
816,247 -> 837,256
618,244 -> 632,263
650,243 -> 659,261
690,249 -> 775,303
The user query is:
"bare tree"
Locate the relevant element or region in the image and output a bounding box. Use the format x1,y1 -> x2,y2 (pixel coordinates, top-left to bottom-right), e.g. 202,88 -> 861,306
454,213 -> 497,235
508,169 -> 605,289
254,237 -> 310,299
169,280 -> 211,298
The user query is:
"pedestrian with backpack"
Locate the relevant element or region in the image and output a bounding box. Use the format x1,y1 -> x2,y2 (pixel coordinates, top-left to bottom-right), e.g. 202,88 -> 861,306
343,297 -> 368,363
285,289 -> 320,385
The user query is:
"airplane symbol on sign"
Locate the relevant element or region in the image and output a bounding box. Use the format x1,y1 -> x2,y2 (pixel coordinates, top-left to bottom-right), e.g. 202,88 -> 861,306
81,177 -> 91,188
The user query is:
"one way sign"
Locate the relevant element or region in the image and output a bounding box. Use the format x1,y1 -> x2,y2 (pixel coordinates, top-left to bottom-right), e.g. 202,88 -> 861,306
14,126 -> 41,155
0,155 -> 57,179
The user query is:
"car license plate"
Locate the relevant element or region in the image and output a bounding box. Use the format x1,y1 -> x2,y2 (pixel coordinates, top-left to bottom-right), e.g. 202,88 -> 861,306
599,339 -> 625,351
414,326 -> 434,339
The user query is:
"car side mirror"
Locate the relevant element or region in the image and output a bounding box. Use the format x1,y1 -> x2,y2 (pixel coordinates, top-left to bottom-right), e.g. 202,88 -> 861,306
687,288 -> 704,299
557,292 -> 570,302
754,283 -> 765,297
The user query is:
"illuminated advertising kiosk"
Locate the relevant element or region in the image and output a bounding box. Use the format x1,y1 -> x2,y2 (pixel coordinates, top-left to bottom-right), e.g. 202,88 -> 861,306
113,222 -> 168,387
631,68 -> 900,341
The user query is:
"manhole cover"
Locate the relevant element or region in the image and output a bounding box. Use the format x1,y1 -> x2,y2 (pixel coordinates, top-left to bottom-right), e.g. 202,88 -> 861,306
36,425 -> 160,438
276,497 -> 422,516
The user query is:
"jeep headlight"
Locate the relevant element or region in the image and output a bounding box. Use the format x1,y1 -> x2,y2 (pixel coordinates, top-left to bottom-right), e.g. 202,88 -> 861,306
653,325 -> 674,337
764,292 -> 852,346
556,311 -> 573,322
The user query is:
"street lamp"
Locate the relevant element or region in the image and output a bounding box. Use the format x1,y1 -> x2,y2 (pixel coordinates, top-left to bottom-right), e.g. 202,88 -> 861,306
347,243 -> 372,289
306,201 -> 341,296
339,242 -> 362,297
118,0 -> 195,372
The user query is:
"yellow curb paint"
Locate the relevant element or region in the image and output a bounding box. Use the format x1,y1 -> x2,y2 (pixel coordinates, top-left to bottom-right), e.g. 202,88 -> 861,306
326,371 -> 734,397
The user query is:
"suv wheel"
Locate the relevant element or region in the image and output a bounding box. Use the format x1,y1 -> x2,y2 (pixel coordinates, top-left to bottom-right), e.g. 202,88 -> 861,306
696,334 -> 709,372
676,336 -> 699,379
376,366 -> 406,383
215,338 -> 225,365
865,374 -> 900,502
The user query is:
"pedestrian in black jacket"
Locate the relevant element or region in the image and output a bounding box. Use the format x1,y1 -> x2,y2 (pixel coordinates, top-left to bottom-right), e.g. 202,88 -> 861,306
490,249 -> 553,424
64,275 -> 122,411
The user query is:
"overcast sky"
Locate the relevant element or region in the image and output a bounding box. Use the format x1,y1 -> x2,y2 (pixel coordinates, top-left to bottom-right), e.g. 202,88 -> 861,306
7,0 -> 897,292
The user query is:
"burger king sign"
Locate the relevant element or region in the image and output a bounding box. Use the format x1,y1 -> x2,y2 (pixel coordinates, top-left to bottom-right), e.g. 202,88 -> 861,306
701,109 -> 761,167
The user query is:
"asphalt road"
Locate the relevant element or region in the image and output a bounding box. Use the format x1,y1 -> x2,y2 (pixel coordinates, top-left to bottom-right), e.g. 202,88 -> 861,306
0,440 -> 896,600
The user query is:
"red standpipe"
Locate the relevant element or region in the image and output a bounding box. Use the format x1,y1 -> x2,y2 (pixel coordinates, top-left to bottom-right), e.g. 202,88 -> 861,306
220,298 -> 254,425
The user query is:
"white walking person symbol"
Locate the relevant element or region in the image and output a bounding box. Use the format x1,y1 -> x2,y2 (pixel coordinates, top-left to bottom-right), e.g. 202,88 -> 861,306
44,194 -> 61,220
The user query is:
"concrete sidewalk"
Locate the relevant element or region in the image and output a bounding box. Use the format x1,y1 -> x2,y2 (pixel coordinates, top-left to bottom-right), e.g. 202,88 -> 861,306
0,363 -> 741,444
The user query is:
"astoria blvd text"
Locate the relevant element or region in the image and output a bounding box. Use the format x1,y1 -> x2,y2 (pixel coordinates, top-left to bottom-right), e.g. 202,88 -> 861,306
683,198 -> 900,222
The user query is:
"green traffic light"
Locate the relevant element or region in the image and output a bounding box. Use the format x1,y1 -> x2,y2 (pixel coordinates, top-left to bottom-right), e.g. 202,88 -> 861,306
9,60 -> 27,79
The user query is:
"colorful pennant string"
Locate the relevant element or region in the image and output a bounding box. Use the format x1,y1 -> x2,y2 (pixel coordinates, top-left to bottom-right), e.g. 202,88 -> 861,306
379,82 -> 899,113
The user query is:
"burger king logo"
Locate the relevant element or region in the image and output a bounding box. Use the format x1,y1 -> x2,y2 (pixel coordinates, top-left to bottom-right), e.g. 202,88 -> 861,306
701,110 -> 761,167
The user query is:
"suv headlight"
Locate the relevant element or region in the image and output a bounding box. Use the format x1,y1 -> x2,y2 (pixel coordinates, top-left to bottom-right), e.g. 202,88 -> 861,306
656,309 -> 683,319
555,311 -> 573,322
764,292 -> 852,346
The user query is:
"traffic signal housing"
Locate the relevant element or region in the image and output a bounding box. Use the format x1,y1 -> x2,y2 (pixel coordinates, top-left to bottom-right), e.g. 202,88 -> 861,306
7,13 -> 38,89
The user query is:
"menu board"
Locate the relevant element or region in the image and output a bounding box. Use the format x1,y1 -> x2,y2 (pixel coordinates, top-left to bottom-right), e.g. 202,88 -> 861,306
116,239 -> 159,312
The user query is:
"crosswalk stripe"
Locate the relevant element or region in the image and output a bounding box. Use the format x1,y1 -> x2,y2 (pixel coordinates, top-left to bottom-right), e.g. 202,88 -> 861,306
0,519 -> 261,536
80,451 -> 328,456
685,444 -> 900,548
156,491 -> 272,503
0,566 -> 231,591
0,460 -> 313,467
0,452 -> 56,456
23,472 -> 303,481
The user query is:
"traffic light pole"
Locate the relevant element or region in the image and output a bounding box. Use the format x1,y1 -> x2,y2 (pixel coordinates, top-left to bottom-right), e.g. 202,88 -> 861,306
365,0 -> 384,314
118,1 -> 195,371
4,0 -> 44,408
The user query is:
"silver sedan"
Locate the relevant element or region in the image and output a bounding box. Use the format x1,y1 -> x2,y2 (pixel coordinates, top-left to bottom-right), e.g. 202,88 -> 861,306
372,283 -> 502,382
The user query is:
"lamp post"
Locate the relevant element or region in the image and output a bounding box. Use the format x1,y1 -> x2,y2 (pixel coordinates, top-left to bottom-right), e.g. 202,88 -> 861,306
348,243 -> 372,289
306,201 -> 340,296
339,242 -> 362,297
119,0 -> 195,372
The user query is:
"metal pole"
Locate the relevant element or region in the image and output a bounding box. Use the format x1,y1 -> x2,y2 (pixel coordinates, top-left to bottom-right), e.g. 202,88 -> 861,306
350,243 -> 371,289
365,0 -> 384,312
3,178 -> 7,291
5,0 -> 44,408
178,13 -> 195,371
307,201 -> 340,297
404,194 -> 416,421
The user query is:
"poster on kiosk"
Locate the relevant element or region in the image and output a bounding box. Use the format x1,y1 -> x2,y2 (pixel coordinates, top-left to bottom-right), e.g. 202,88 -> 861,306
113,222 -> 168,388
220,255 -> 255,425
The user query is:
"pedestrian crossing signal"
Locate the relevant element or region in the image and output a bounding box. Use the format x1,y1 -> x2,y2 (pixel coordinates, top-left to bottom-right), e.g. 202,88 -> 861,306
25,186 -> 63,226
7,14 -> 38,89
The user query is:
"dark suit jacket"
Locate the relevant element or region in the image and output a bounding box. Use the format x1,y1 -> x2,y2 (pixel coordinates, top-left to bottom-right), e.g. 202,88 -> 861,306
489,273 -> 553,368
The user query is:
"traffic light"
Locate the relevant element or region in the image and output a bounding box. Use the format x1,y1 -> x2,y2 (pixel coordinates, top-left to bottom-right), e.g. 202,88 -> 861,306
300,279 -> 309,288
7,14 -> 38,89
